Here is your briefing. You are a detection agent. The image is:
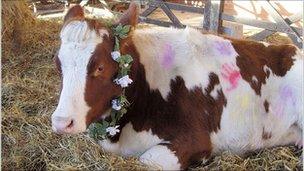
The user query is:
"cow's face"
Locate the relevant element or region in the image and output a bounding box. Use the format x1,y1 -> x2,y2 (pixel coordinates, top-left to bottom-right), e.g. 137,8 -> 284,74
52,4 -> 138,134
52,16 -> 119,134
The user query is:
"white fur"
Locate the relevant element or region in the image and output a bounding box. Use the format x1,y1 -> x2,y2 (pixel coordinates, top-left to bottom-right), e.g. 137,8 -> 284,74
99,123 -> 181,170
211,49 -> 303,154
132,27 -> 237,99
261,42 -> 270,47
52,21 -> 109,133
210,84 -> 222,99
140,145 -> 181,170
252,76 -> 258,84
99,123 -> 164,156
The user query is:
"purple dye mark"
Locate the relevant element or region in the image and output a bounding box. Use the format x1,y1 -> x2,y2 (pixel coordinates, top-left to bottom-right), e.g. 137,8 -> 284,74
280,85 -> 296,105
274,85 -> 296,117
160,43 -> 175,69
214,40 -> 235,56
221,63 -> 241,91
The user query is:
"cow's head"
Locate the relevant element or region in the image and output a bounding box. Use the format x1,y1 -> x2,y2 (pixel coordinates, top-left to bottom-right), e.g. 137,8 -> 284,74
51,3 -> 138,134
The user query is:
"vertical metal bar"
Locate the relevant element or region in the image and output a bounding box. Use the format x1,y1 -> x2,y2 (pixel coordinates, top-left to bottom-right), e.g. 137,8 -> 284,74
203,0 -> 224,33
203,0 -> 211,31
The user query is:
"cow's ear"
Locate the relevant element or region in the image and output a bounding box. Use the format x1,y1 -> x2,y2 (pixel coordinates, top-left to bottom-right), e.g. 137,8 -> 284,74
64,5 -> 85,23
116,2 -> 139,27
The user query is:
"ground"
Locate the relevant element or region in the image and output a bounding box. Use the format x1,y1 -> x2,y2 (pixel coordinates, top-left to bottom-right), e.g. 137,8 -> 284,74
1,2 -> 302,170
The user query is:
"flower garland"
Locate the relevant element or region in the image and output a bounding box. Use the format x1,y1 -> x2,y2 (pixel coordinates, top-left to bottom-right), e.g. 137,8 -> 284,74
89,24 -> 133,140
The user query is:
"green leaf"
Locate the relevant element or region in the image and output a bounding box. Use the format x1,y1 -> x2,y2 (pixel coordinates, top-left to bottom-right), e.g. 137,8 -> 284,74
124,54 -> 133,64
122,25 -> 130,34
120,108 -> 128,115
88,123 -> 107,140
110,111 -> 118,126
102,120 -> 109,128
114,24 -> 123,33
119,95 -> 127,103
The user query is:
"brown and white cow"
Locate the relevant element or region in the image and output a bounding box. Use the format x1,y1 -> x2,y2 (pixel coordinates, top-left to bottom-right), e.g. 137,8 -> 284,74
51,3 -> 303,170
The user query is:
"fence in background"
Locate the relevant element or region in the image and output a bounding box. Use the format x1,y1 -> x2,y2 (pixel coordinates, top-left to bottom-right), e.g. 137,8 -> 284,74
34,0 -> 303,48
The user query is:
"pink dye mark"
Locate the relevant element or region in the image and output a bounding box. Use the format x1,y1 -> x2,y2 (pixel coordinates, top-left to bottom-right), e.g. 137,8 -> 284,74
221,63 -> 241,91
214,40 -> 235,56
160,43 -> 175,69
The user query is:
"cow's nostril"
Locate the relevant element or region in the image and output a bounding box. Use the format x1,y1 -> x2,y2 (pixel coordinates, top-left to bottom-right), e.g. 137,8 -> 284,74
67,119 -> 74,128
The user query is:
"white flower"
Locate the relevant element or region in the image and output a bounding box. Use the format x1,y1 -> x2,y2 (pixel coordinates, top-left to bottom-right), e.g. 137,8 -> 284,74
124,63 -> 129,67
111,99 -> 121,110
111,51 -> 121,61
115,75 -> 133,88
106,125 -> 120,136
297,37 -> 302,43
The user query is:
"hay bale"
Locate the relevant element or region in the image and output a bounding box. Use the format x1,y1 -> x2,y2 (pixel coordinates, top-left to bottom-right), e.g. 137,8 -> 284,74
265,33 -> 294,45
2,1 -> 36,56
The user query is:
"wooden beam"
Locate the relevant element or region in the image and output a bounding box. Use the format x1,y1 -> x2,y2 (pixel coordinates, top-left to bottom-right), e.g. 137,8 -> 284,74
140,1 -> 160,17
80,0 -> 90,6
250,11 -> 303,41
158,0 -> 183,28
257,1 -> 302,47
139,17 -> 180,27
260,1 -> 301,37
36,8 -> 65,15
164,2 -> 204,14
221,14 -> 302,35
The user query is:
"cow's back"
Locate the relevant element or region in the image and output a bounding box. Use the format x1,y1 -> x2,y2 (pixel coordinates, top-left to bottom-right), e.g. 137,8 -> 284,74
210,39 -> 303,154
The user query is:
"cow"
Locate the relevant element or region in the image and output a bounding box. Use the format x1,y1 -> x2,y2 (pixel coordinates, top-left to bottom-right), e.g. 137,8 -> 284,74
51,3 -> 303,170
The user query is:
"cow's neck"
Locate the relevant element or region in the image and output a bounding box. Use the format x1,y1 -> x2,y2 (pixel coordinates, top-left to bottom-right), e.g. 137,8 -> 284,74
118,29 -> 172,128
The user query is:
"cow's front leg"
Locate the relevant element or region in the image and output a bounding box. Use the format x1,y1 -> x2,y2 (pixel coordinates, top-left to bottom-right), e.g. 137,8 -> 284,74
99,139 -> 121,155
98,122 -> 164,157
139,144 -> 181,170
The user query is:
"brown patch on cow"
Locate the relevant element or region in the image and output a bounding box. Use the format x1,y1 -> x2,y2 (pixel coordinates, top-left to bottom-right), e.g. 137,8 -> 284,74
290,122 -> 301,130
63,5 -> 84,24
204,72 -> 227,132
105,36 -> 227,168
291,122 -> 298,127
231,40 -> 297,95
264,100 -> 269,113
262,127 -> 272,140
84,35 -> 122,125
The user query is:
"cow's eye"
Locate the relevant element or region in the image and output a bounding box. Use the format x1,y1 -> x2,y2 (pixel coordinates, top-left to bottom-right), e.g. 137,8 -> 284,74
97,65 -> 104,72
94,65 -> 104,77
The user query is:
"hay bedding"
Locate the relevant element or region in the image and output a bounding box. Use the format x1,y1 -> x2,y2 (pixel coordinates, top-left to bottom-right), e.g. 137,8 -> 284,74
1,1 -> 302,170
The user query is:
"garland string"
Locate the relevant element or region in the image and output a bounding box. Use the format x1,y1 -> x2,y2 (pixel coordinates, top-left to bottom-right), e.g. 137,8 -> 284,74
89,24 -> 133,140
